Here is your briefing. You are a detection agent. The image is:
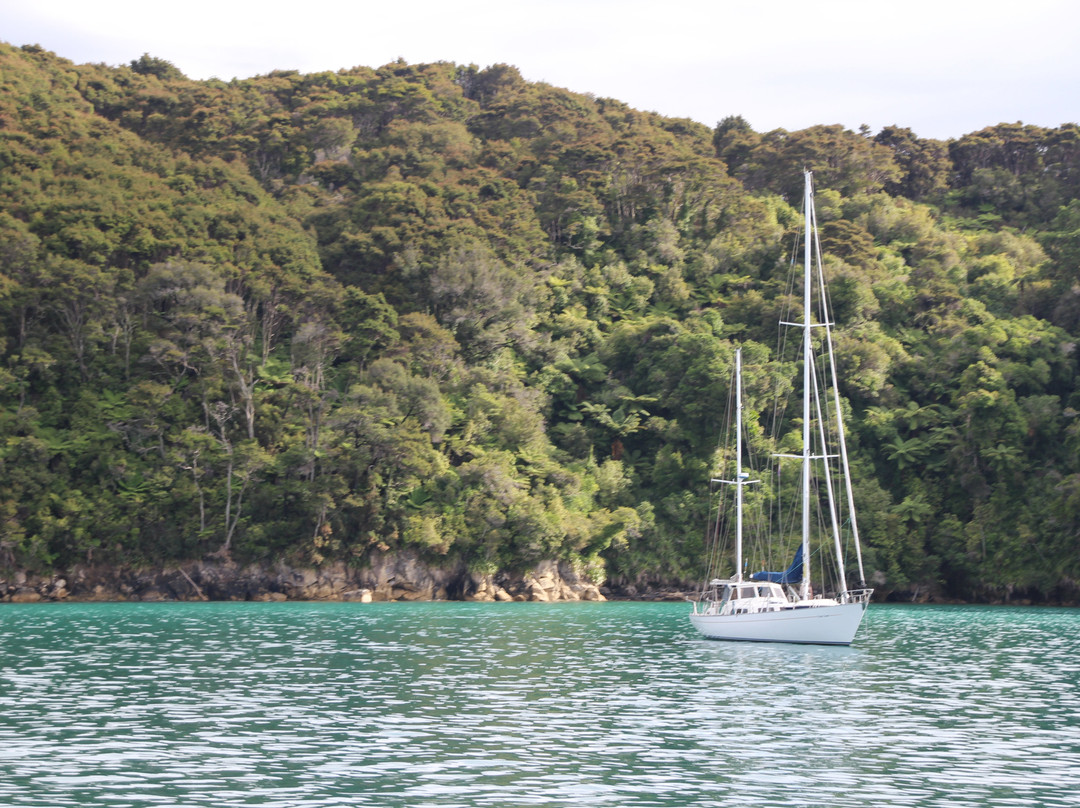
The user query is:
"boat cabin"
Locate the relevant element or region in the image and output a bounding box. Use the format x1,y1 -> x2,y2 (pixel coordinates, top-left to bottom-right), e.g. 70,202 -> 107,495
696,578 -> 793,616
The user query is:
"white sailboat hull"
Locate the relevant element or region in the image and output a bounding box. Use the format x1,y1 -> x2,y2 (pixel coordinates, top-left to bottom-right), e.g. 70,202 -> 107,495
689,600 -> 869,646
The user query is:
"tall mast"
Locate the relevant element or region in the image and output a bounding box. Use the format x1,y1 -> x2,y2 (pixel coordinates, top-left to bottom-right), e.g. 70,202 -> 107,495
801,170 -> 813,601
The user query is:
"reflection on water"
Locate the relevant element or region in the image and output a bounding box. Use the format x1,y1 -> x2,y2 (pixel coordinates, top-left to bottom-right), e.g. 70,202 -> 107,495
1,601 -> 1079,807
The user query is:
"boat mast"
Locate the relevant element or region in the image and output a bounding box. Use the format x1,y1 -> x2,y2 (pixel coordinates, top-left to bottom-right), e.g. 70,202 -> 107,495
734,347 -> 744,583
801,171 -> 813,602
714,348 -> 758,585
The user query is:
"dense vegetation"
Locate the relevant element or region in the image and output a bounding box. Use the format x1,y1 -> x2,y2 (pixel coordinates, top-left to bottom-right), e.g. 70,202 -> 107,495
2,42 -> 1079,601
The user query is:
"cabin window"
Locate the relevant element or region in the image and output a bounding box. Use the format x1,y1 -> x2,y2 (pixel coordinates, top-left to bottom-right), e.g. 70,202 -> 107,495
740,586 -> 756,599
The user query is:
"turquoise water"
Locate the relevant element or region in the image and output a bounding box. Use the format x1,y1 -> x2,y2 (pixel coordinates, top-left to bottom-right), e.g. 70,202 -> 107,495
1,601 -> 1078,807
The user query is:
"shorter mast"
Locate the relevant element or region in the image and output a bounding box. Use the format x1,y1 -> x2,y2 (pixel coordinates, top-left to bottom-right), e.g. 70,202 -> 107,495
734,347 -> 745,582
712,348 -> 758,583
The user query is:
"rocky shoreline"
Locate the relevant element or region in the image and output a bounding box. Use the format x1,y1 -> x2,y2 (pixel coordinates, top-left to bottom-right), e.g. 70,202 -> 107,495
4,556 -> 1070,606
0,553 -> 693,605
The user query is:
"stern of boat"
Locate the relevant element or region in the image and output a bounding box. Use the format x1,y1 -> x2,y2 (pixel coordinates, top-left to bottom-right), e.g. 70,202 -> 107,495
840,588 -> 874,607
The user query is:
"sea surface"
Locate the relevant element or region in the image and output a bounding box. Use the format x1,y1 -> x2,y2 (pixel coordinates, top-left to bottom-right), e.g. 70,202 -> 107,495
1,600 -> 1078,808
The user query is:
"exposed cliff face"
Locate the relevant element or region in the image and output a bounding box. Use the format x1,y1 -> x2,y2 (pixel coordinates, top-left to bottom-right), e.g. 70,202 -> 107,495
0,554 -> 607,603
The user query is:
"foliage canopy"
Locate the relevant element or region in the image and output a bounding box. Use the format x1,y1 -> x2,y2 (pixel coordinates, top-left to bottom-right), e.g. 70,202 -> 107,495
2,43 -> 1080,601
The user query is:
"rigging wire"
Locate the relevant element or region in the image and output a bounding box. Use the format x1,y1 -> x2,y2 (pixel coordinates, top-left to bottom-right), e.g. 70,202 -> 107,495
761,177 -> 854,591
699,174 -> 864,598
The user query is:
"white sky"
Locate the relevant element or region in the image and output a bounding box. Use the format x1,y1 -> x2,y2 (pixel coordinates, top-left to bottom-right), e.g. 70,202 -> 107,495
2,0 -> 1077,141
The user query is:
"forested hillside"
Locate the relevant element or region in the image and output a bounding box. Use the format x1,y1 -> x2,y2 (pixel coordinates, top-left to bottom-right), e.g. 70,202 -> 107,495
2,43 -> 1079,601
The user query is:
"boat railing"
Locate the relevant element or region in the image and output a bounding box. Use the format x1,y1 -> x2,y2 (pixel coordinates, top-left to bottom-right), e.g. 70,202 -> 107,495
840,588 -> 874,604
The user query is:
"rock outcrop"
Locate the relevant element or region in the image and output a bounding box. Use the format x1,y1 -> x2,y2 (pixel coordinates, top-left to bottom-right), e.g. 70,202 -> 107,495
465,560 -> 606,602
0,553 -> 607,603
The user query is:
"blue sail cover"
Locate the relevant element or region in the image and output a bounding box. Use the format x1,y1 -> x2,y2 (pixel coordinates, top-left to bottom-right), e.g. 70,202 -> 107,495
750,544 -> 803,584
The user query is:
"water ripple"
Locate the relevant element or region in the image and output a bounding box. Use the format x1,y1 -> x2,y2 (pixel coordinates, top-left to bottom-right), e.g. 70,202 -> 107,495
1,601 -> 1079,807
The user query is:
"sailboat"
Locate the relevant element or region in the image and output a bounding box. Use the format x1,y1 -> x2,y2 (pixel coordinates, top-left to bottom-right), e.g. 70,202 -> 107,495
689,171 -> 873,645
